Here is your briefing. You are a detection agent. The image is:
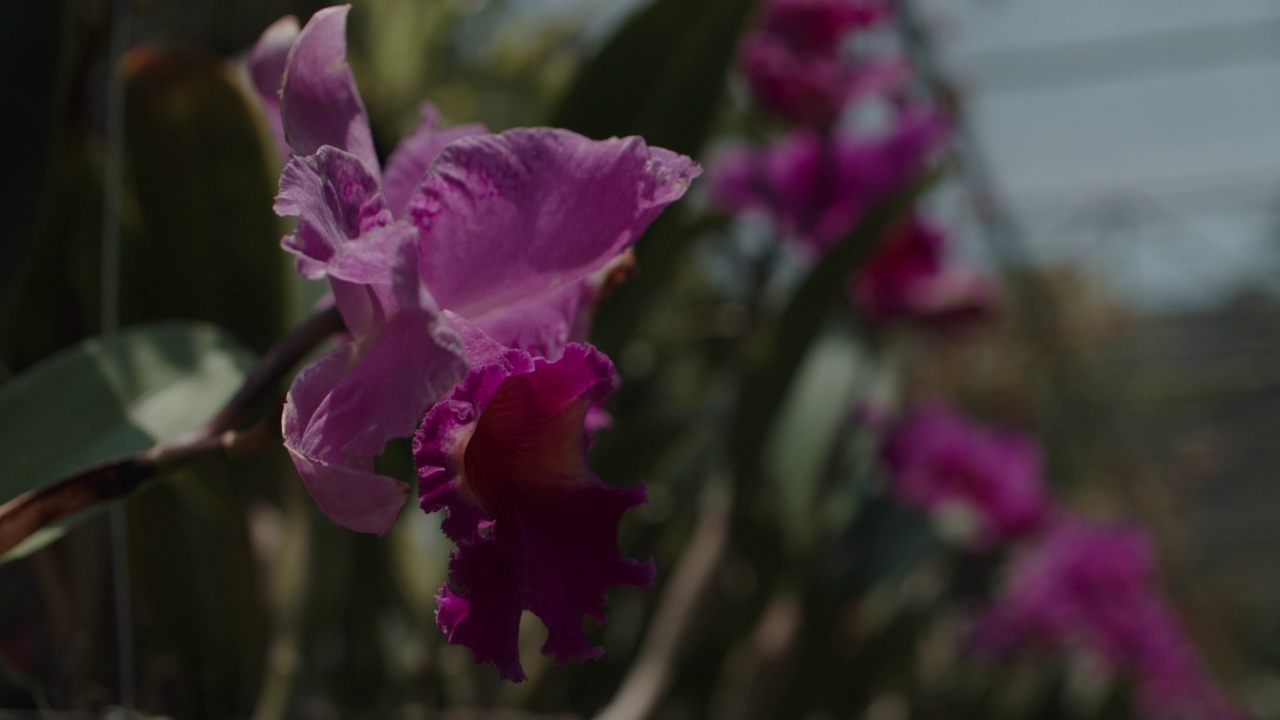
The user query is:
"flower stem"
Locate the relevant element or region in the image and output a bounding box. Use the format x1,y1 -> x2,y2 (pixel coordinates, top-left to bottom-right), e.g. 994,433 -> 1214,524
0,305 -> 344,558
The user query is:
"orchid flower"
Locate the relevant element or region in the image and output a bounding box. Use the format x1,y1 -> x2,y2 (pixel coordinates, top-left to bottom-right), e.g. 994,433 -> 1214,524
402,126 -> 696,680
262,5 -> 481,535
709,108 -> 948,255
255,5 -> 699,679
974,520 -> 1249,720
880,402 -> 1048,549
738,0 -> 902,129
851,216 -> 998,327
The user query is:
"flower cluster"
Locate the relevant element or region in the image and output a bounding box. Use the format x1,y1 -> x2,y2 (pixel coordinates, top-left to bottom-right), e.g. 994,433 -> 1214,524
878,402 -> 1247,719
973,521 -> 1249,720
708,0 -> 995,327
879,402 -> 1047,550
852,216 -> 998,329
252,5 -> 699,681
738,0 -> 900,131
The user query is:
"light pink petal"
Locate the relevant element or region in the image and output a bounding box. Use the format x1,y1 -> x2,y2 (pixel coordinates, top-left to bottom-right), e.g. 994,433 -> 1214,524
413,324 -> 652,681
280,5 -> 380,179
248,14 -> 299,158
382,104 -> 487,219
302,305 -> 466,461
410,128 -> 699,324
285,448 -> 410,535
281,344 -> 410,535
464,280 -> 595,360
325,222 -> 415,287
282,343 -> 354,446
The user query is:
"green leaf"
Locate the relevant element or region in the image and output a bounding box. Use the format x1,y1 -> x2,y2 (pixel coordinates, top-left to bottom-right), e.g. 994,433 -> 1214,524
0,321 -> 255,558
123,48 -> 287,353
552,0 -> 755,355
551,0 -> 757,157
730,169 -> 942,510
765,333 -> 868,550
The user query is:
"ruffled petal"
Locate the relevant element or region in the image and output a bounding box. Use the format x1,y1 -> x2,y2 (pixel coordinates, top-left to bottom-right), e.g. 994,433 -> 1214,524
280,5 -> 380,179
382,104 -> 487,220
248,14 -> 299,159
413,324 -> 653,681
410,128 -> 699,325
275,146 -> 392,278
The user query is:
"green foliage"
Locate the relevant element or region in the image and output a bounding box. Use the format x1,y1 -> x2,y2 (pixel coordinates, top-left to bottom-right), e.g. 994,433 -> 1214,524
123,48 -> 287,353
0,322 -> 254,559
552,0 -> 756,157
0,0 -> 65,299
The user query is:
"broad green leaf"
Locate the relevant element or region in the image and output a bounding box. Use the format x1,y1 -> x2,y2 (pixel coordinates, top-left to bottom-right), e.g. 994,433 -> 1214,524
765,333 -> 867,550
551,0 -> 756,158
123,48 -> 286,353
730,169 -> 942,509
0,321 -> 255,558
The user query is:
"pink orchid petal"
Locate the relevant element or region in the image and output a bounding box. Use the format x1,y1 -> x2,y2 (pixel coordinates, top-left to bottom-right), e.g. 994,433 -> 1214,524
248,15 -> 299,159
303,306 -> 465,460
281,344 -> 409,535
760,0 -> 890,55
410,128 -> 699,326
280,5 -> 380,179
414,323 -> 652,681
973,518 -> 1248,720
382,103 -> 487,219
463,280 -> 596,360
285,447 -> 410,535
282,342 -> 353,445
325,222 -> 416,287
881,402 -> 1048,549
708,108 -> 948,253
275,146 -> 392,278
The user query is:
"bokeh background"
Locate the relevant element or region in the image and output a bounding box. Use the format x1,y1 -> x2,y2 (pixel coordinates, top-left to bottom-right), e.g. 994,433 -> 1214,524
1,0 -> 1278,718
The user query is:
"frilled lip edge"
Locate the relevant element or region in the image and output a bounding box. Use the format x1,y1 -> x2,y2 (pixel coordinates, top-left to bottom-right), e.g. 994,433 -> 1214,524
413,338 -> 654,681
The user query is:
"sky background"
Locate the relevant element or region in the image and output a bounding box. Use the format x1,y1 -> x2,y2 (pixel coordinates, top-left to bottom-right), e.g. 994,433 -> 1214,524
925,0 -> 1280,311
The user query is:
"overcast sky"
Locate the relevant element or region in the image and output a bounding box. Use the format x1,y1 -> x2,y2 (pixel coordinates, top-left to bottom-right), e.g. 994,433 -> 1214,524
927,0 -> 1280,310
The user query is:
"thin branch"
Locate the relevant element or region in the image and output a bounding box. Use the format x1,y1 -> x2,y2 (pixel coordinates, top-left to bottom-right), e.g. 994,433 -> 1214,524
0,305 -> 344,558
594,487 -> 731,720
199,304 -> 344,435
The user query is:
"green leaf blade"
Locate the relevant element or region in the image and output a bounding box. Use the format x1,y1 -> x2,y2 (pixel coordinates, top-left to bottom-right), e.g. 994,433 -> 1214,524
0,321 -> 255,558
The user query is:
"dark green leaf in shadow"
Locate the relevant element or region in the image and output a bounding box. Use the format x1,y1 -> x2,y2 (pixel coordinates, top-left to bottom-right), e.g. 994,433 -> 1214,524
0,321 -> 255,559
123,48 -> 286,353
0,0 -> 65,300
551,0 -> 757,157
552,0 -> 756,353
764,333 -> 867,552
731,169 -> 942,510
